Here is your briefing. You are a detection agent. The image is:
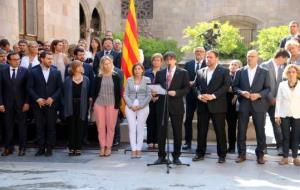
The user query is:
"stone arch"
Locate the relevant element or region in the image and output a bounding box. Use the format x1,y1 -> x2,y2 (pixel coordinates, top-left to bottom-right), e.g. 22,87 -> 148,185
90,8 -> 101,39
79,0 -> 91,41
94,2 -> 106,36
212,15 -> 262,47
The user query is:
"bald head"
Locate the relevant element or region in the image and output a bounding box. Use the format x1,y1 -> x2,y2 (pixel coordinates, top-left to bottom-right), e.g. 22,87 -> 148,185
194,47 -> 206,61
247,50 -> 259,68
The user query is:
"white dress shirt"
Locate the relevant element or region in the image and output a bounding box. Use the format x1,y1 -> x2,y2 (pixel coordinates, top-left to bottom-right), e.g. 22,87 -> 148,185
41,66 -> 50,83
10,66 -> 18,79
247,65 -> 258,86
275,80 -> 300,119
20,55 -> 40,69
206,66 -> 216,85
272,59 -> 279,80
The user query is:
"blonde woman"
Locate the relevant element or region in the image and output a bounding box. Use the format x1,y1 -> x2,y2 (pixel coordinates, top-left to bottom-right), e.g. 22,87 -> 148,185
20,41 -> 40,69
275,64 -> 300,166
124,63 -> 151,158
92,56 -> 121,157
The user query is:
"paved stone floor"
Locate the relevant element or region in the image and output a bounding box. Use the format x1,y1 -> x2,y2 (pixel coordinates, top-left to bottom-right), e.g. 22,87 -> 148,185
0,144 -> 299,190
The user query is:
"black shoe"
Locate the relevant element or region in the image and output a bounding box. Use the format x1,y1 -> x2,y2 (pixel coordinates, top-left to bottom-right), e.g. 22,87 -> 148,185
18,148 -> 26,156
227,148 -> 235,154
277,147 -> 283,156
68,150 -> 75,156
173,157 -> 182,165
45,149 -> 53,157
182,144 -> 191,150
35,148 -> 45,156
192,154 -> 205,161
113,141 -> 120,147
153,157 -> 167,164
218,157 -> 226,164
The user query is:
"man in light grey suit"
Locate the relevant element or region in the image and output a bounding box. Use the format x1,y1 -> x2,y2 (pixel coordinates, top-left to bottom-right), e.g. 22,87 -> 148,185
233,50 -> 270,164
260,49 -> 290,155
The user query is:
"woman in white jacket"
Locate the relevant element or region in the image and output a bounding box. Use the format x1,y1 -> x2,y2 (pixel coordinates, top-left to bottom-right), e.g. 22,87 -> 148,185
124,63 -> 151,158
275,64 -> 300,166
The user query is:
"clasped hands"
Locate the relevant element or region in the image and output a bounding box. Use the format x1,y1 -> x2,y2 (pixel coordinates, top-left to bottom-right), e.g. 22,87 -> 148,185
0,103 -> 30,112
241,91 -> 261,101
37,97 -> 54,108
197,94 -> 215,103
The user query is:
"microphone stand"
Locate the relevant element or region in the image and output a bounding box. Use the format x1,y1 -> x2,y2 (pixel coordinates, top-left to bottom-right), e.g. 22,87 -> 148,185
147,66 -> 190,174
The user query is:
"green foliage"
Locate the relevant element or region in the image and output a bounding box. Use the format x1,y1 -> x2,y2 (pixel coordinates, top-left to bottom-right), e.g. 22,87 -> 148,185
112,32 -> 183,60
251,25 -> 289,60
182,21 -> 247,61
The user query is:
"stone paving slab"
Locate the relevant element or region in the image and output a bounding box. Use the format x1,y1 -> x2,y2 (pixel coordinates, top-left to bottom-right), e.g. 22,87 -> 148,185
0,145 -> 299,190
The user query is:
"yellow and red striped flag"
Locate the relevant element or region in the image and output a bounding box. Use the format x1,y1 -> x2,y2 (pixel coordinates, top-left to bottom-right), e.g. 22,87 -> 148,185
120,0 -> 139,114
121,0 -> 140,78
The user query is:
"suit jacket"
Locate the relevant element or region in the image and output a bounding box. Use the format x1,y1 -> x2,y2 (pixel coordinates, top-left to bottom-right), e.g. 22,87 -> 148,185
194,64 -> 231,113
233,66 -> 270,113
28,65 -> 63,109
64,76 -> 90,120
184,59 -> 207,103
275,80 -> 300,119
0,63 -> 8,71
65,62 -> 94,96
124,76 -> 151,108
92,72 -> 121,109
0,66 -> 29,109
93,50 -> 121,74
279,35 -> 300,48
155,67 -> 190,115
260,59 -> 285,102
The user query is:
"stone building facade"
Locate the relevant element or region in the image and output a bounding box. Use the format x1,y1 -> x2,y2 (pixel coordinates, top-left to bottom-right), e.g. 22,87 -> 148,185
1,0 -> 300,47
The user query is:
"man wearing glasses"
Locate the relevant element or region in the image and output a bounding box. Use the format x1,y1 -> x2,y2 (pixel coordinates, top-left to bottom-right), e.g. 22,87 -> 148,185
0,52 -> 30,156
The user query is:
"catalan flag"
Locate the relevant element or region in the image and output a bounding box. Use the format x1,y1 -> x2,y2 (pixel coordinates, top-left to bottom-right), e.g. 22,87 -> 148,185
120,0 -> 139,115
121,0 -> 140,78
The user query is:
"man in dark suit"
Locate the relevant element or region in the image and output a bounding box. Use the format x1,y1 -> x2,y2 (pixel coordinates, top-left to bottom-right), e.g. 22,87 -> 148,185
279,21 -> 300,48
0,53 -> 29,156
65,47 -> 94,145
28,51 -> 63,157
193,50 -> 230,163
93,37 -> 121,74
183,47 -> 206,150
260,49 -> 290,155
153,51 -> 190,164
233,50 -> 270,164
0,50 -> 8,144
226,60 -> 242,154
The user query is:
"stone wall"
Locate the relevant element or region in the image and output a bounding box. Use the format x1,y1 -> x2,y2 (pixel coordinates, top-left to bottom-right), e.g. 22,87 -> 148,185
0,0 -> 19,44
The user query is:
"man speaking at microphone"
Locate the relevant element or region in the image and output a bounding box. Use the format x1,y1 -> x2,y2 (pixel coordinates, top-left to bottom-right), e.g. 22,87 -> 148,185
153,51 -> 190,164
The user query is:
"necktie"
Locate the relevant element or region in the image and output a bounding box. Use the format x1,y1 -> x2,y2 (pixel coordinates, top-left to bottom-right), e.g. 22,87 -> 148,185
105,51 -> 109,55
167,70 -> 172,89
12,69 -> 16,80
195,63 -> 200,72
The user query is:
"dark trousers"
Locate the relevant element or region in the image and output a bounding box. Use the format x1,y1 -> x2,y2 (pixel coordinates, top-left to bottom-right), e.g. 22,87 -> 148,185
281,117 -> 300,158
237,111 -> 266,157
268,105 -> 283,148
67,100 -> 84,150
113,111 -> 121,144
34,105 -> 57,149
157,111 -> 183,159
196,111 -> 227,158
3,105 -> 27,150
0,113 -> 3,143
146,101 -> 158,144
184,96 -> 197,145
226,105 -> 238,150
